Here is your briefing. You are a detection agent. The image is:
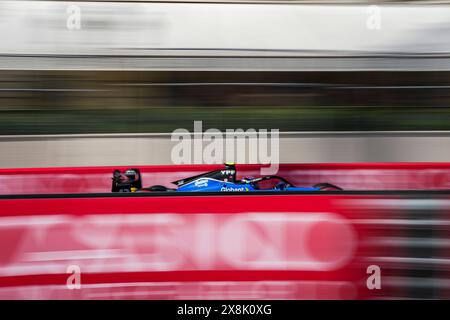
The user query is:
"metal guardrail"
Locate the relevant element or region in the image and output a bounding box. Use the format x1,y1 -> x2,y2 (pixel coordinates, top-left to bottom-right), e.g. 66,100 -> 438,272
4,55 -> 450,72
0,131 -> 449,141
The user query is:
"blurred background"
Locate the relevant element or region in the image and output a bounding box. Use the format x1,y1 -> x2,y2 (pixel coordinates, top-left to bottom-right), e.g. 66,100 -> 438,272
0,0 -> 449,166
0,1 -> 450,301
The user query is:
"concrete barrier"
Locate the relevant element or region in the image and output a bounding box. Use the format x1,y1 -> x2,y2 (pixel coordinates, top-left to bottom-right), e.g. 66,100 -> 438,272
0,131 -> 449,168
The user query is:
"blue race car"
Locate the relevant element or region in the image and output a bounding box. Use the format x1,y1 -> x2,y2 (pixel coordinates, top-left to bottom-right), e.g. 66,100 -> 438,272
111,163 -> 342,193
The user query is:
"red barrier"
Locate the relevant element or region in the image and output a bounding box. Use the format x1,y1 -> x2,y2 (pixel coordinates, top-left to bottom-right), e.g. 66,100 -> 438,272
1,163 -> 450,194
0,192 -> 449,299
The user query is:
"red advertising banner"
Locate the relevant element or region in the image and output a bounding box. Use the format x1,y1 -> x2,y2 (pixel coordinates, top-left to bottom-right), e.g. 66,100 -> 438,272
0,163 -> 450,194
0,192 -> 449,299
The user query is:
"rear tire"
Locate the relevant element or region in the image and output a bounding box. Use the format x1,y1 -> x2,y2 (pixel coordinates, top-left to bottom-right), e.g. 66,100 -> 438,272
313,182 -> 343,191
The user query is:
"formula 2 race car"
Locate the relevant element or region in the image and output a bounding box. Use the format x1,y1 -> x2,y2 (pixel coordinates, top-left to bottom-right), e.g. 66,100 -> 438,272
111,163 -> 343,193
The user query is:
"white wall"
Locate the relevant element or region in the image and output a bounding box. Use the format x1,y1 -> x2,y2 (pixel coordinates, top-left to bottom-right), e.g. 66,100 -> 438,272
1,1 -> 450,56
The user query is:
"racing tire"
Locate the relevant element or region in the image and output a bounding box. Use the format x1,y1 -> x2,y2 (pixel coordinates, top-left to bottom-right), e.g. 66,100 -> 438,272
144,185 -> 173,192
313,182 -> 343,191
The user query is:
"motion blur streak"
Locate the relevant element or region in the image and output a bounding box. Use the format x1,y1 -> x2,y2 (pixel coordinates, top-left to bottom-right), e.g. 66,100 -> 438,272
2,2 -> 450,67
0,281 -> 356,300
0,212 -> 356,275
1,3 -> 450,140
0,132 -> 450,168
0,192 -> 449,299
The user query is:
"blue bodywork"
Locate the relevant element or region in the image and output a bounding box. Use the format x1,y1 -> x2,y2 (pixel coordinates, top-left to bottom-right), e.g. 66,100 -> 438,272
177,177 -> 320,192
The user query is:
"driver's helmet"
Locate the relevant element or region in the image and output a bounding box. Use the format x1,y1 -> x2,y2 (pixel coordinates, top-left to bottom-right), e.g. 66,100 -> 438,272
124,169 -> 139,182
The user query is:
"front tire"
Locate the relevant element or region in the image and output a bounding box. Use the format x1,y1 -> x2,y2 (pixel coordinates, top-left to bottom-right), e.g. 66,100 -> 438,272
143,185 -> 174,192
